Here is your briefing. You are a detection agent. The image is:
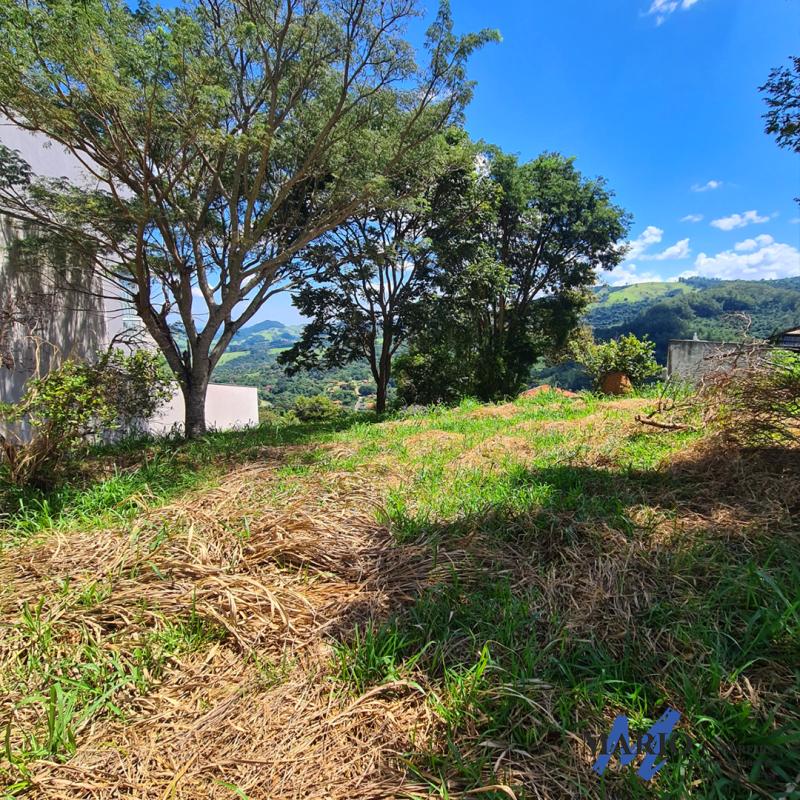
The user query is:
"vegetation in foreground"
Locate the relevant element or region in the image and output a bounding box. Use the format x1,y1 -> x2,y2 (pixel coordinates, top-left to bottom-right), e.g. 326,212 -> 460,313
0,392 -> 798,799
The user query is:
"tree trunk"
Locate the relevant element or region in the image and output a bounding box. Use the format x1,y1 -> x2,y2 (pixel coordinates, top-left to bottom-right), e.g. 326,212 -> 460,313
375,328 -> 393,415
182,370 -> 210,439
376,375 -> 388,415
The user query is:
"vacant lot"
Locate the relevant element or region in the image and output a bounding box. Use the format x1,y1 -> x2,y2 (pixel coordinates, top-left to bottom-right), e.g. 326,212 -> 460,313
1,393 -> 798,799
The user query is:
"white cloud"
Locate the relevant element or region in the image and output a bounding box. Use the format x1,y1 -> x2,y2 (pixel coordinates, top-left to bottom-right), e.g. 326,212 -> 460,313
647,0 -> 702,24
607,263 -> 664,286
790,217 -> 800,225
642,238 -> 691,261
681,214 -> 703,223
734,234 -> 774,253
692,237 -> 800,281
710,210 -> 769,231
626,225 -> 663,259
691,179 -> 722,193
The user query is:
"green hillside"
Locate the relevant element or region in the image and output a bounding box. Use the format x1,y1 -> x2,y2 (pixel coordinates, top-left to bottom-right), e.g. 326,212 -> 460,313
588,276 -> 800,361
213,320 -> 374,410
215,277 -> 800,404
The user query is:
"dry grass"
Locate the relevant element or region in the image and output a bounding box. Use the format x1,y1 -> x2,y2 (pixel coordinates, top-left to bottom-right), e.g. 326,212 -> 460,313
2,396 -> 799,799
0,454 -> 499,798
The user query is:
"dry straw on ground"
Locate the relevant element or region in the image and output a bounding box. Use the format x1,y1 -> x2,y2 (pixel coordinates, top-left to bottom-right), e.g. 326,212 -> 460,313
2,400 -> 798,798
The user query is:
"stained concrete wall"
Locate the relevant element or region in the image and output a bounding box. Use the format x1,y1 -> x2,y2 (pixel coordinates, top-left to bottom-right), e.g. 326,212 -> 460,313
667,339 -> 767,382
0,217 -> 125,403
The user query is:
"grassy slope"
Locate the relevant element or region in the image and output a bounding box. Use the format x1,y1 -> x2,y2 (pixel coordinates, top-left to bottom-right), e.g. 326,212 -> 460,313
593,282 -> 696,307
0,395 -> 798,799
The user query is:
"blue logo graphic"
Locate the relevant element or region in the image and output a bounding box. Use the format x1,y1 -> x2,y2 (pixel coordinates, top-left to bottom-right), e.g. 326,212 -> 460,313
586,707 -> 681,781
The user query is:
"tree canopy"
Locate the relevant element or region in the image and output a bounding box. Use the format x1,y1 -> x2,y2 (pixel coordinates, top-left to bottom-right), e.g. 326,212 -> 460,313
397,149 -> 631,404
761,55 -> 800,155
278,131 -> 472,412
0,0 -> 497,435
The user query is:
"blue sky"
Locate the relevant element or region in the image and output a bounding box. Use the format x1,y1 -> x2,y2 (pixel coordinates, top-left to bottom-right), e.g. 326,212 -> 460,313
261,0 -> 800,324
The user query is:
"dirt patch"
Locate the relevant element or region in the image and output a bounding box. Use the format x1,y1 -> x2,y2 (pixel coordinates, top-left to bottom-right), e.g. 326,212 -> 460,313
520,384 -> 581,399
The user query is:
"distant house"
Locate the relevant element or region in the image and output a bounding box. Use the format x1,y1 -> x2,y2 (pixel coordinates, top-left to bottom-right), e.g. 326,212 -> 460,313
0,123 -> 258,433
777,327 -> 800,351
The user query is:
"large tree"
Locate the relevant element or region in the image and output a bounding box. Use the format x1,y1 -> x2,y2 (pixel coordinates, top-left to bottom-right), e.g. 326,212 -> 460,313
0,0 -> 496,436
278,132 -> 471,413
396,149 -> 631,404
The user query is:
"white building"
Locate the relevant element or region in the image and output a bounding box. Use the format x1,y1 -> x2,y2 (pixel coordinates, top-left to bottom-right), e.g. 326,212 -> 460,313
0,123 -> 258,433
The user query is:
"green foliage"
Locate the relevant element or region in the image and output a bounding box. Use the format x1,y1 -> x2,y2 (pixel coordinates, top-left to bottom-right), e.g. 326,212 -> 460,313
588,276 -> 800,362
280,132 -> 476,413
0,0 -> 498,436
760,55 -> 800,155
0,349 -> 171,487
398,149 -> 631,404
292,394 -> 345,423
569,330 -> 661,388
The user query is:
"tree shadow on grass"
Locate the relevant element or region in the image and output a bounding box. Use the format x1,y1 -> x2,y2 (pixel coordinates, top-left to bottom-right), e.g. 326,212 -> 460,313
333,444 -> 800,799
0,412 -> 386,537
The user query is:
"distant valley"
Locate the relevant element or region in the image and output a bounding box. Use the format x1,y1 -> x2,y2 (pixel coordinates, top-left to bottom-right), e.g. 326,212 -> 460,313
215,276 -> 800,407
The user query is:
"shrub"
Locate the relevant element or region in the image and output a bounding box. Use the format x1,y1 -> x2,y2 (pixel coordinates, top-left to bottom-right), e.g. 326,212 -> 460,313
700,348 -> 800,446
569,330 -> 661,389
0,348 -> 171,487
292,394 -> 345,423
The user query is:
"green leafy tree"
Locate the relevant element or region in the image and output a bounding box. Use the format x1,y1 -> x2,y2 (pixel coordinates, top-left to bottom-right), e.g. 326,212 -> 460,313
0,0 -> 497,436
397,149 -> 631,404
569,330 -> 660,389
292,394 -> 344,422
279,133 -> 473,413
761,56 -> 800,154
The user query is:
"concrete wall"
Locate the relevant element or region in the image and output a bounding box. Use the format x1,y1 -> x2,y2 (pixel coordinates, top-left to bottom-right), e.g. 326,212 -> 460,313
667,339 -> 767,382
0,217 -> 117,403
148,384 -> 260,434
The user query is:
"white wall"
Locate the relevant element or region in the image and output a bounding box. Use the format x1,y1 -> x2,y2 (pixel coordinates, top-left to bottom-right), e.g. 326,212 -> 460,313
2,122 -> 261,436
148,383 -> 260,434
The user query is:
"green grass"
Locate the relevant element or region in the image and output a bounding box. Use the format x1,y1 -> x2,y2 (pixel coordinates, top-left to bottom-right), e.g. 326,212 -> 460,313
593,282 -> 696,307
217,349 -> 249,365
1,391 -> 798,798
0,414 -> 379,547
1,596 -> 226,791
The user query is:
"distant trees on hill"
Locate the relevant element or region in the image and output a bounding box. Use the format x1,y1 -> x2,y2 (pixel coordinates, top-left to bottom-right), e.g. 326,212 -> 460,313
589,280 -> 800,362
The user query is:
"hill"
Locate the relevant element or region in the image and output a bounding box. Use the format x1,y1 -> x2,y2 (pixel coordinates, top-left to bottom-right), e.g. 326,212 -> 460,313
2,394 -> 798,797
587,276 -> 800,361
213,320 -> 375,411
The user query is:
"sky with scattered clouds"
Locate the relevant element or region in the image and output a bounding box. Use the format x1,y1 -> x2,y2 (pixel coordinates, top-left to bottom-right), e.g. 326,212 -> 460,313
259,0 -> 800,322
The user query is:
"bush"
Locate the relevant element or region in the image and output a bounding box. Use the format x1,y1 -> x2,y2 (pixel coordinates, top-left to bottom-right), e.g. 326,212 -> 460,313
292,394 -> 345,423
0,348 -> 171,487
569,330 -> 661,389
700,348 -> 800,446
